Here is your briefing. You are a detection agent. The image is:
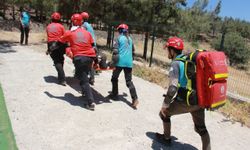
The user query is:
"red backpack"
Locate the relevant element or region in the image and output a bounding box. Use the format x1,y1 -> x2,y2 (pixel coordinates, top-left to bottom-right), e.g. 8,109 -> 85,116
177,50 -> 228,109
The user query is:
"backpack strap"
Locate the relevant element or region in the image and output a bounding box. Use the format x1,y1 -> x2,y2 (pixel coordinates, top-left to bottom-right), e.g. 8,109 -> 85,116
176,53 -> 198,106
174,54 -> 186,62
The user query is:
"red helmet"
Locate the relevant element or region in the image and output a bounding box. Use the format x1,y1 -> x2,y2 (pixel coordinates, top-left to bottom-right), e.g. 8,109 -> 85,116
71,13 -> 82,26
165,37 -> 184,50
117,24 -> 129,30
81,12 -> 89,19
51,12 -> 61,20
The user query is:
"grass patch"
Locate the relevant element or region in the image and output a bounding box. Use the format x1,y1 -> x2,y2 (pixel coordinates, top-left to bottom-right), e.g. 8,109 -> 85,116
132,64 -> 250,127
218,100 -> 250,127
133,64 -> 168,88
0,84 -> 18,150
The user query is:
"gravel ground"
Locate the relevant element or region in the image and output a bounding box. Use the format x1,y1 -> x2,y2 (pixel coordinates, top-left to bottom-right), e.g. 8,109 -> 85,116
0,44 -> 250,150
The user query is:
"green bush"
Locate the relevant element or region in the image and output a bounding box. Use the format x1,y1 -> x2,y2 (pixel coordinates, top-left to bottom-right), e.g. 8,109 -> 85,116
212,32 -> 250,67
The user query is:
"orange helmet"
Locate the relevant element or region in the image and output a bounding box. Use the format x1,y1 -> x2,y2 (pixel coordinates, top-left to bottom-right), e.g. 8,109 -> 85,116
165,37 -> 184,50
81,12 -> 89,19
71,13 -> 82,26
51,12 -> 61,21
117,24 -> 129,30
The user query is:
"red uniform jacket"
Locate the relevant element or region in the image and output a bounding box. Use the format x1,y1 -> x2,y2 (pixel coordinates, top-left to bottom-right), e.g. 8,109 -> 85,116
46,22 -> 65,43
60,27 -> 96,57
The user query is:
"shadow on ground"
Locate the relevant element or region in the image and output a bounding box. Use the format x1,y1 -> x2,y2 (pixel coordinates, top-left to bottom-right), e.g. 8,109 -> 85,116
106,91 -> 136,109
0,40 -> 18,53
66,76 -> 112,104
44,76 -> 136,109
44,91 -> 86,108
146,132 -> 198,150
43,75 -> 60,85
44,76 -> 112,110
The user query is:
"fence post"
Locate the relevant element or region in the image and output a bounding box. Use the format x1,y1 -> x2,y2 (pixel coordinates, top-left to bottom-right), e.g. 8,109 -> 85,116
107,25 -> 112,48
111,26 -> 115,49
149,27 -> 156,67
143,32 -> 149,60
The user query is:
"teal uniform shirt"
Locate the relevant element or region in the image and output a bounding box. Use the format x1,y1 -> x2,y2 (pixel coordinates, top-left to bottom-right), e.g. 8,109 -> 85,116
83,22 -> 96,46
114,34 -> 133,68
21,11 -> 30,27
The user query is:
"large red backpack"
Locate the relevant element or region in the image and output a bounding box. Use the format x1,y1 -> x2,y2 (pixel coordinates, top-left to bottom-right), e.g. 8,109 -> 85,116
177,50 -> 228,109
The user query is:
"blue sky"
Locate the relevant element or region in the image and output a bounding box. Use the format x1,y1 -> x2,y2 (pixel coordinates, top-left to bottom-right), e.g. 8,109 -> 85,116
186,0 -> 250,22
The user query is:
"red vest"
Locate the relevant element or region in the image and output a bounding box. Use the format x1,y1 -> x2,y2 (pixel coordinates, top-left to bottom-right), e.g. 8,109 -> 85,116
46,22 -> 65,43
60,27 -> 96,57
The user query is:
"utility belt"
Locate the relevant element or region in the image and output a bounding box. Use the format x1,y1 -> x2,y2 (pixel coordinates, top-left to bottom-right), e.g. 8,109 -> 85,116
47,41 -> 67,54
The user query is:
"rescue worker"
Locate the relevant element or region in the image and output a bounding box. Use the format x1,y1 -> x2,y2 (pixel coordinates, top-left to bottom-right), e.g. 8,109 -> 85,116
61,14 -> 96,111
81,12 -> 97,85
46,12 -> 66,86
156,37 -> 211,150
108,24 -> 139,109
19,7 -> 31,45
81,12 -> 97,46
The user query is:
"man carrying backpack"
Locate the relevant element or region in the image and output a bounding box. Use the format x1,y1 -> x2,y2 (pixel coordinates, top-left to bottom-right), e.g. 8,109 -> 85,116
155,37 -> 211,150
19,7 -> 31,45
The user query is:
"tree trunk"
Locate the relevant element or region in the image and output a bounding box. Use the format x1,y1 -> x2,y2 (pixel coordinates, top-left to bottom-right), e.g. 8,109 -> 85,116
143,32 -> 149,60
212,23 -> 215,37
35,9 -> 38,20
40,7 -> 44,22
220,31 -> 226,50
3,0 -> 6,19
12,4 -> 15,20
107,25 -> 112,48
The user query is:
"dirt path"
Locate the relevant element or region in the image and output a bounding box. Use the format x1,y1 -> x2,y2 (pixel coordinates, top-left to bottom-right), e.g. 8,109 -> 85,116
0,44 -> 249,150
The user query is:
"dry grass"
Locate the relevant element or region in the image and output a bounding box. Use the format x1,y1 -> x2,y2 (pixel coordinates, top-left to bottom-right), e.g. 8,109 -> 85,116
133,64 -> 169,88
0,31 -> 46,44
218,100 -> 250,127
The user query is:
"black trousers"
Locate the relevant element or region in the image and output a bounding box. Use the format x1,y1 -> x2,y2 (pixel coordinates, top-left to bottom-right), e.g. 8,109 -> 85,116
73,56 -> 94,104
89,67 -> 95,82
48,42 -> 66,82
20,25 -> 29,45
111,66 -> 138,101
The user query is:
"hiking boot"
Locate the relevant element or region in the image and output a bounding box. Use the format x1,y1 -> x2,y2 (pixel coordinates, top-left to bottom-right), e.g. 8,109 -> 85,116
132,99 -> 139,109
85,103 -> 95,111
155,133 -> 172,146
